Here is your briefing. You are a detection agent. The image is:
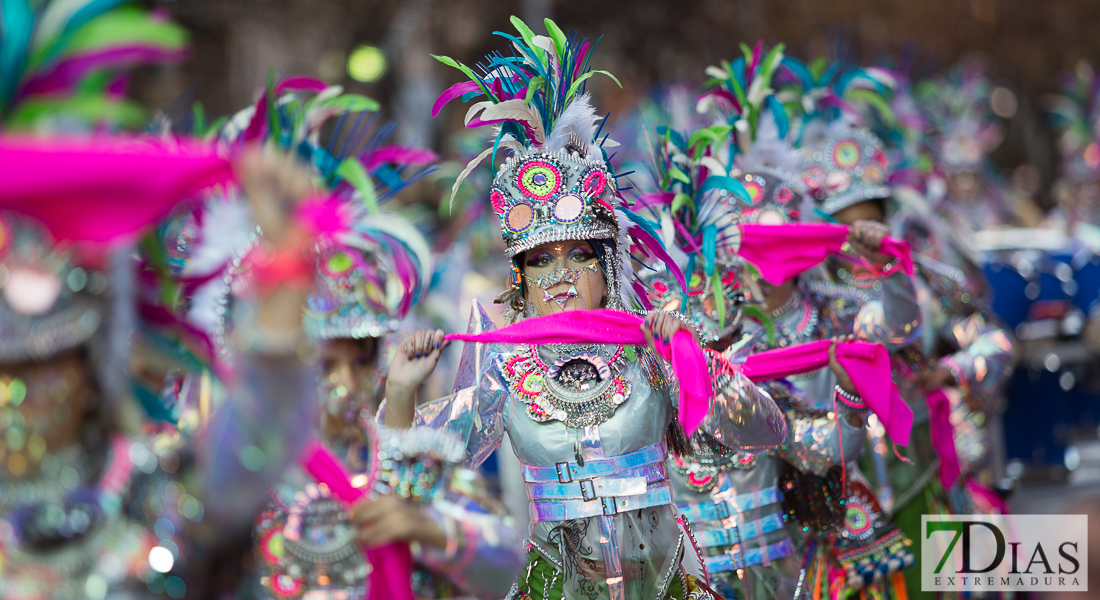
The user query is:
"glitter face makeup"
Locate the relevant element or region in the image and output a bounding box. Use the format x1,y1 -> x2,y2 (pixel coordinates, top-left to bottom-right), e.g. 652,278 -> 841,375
522,241 -> 607,314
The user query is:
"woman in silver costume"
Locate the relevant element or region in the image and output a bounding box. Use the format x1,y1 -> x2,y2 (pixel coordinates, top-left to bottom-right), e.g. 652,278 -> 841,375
379,17 -> 789,600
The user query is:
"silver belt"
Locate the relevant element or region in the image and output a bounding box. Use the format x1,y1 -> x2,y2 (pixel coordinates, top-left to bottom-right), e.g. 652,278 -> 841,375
678,486 -> 781,524
522,442 -> 666,484
530,481 -> 673,522
526,463 -> 668,501
694,512 -> 787,548
705,538 -> 795,573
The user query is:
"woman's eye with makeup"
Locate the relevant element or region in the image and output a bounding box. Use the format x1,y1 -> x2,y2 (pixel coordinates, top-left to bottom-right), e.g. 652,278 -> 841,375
526,252 -> 554,268
569,248 -> 596,263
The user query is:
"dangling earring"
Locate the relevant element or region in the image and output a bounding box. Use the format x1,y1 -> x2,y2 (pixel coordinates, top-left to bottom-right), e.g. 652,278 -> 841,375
509,262 -> 523,291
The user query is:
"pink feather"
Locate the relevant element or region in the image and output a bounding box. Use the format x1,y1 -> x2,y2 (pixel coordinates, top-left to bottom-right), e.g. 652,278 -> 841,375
629,225 -> 686,292
363,146 -> 439,170
432,80 -> 482,117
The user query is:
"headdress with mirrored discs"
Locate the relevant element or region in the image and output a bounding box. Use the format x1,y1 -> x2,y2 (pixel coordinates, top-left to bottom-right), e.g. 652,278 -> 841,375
634,42 -> 813,342
781,57 -> 898,217
161,78 -> 436,352
433,18 -> 677,319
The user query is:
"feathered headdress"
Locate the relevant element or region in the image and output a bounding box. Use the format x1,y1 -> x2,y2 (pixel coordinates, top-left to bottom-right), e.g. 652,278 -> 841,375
153,77 -> 436,356
916,60 -> 1004,173
433,17 -> 678,315
634,121 -> 752,341
779,56 -> 897,217
1047,60 -> 1100,184
0,0 -> 188,131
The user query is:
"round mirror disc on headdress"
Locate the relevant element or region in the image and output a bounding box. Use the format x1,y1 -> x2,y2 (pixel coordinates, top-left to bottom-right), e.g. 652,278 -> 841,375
506,203 -> 535,232
553,195 -> 585,222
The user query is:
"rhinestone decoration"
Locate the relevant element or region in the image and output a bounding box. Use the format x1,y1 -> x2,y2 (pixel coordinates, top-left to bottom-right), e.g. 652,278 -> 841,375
517,160 -> 561,200
552,194 -> 585,223
490,188 -> 508,215
505,202 -> 535,233
492,151 -> 619,258
303,240 -> 403,340
499,346 -> 632,428
582,169 -> 607,197
743,178 -> 765,203
802,128 -> 892,215
832,139 -> 861,168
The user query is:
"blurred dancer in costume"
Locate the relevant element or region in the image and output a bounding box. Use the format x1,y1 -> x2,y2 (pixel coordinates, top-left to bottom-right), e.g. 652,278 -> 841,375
382,17 -> 789,600
917,61 -> 1041,232
629,46 -> 875,596
885,78 -> 1015,514
196,80 -> 524,600
0,3 -> 320,598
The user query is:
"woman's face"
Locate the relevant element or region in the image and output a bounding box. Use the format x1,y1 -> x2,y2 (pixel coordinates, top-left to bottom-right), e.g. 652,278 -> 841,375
522,240 -> 608,316
319,337 -> 380,417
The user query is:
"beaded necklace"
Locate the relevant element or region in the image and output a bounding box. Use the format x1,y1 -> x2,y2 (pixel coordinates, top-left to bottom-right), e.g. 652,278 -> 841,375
501,344 -> 632,428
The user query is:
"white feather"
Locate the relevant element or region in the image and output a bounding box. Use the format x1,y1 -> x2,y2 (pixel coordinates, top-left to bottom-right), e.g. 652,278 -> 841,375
183,195 -> 254,277
544,93 -> 603,162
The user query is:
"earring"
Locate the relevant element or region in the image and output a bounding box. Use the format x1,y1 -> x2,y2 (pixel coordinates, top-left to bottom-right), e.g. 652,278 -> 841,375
509,263 -> 523,291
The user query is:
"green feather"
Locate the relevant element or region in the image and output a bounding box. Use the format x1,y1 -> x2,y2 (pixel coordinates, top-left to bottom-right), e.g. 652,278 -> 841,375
711,270 -> 726,328
741,304 -> 775,346
336,156 -> 378,214
565,69 -> 621,100
543,18 -> 567,60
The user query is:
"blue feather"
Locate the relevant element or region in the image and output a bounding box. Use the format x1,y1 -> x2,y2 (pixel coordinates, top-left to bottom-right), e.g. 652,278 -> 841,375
779,56 -> 813,90
699,175 -> 751,203
0,0 -> 34,106
702,224 -> 717,276
766,94 -> 789,139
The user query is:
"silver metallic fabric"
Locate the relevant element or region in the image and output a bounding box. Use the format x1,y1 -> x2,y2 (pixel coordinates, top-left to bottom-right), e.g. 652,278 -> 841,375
394,339 -> 785,600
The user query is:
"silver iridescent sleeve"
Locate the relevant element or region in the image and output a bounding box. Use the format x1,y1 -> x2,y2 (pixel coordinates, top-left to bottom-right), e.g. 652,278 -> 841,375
779,406 -> 866,477
414,469 -> 525,599
939,312 -> 1014,410
694,351 -> 788,453
853,270 -> 923,350
381,353 -> 511,469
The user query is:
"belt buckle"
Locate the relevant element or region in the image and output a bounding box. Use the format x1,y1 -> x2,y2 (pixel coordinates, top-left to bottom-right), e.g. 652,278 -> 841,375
601,496 -> 619,516
580,479 -> 597,502
556,462 -> 573,484
715,501 -> 730,520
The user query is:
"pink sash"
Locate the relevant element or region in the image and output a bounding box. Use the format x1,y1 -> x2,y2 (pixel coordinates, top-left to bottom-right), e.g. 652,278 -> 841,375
301,440 -> 415,600
0,135 -> 233,244
445,310 -> 912,445
739,223 -> 913,285
926,389 -> 962,488
741,340 -> 912,446
446,309 -> 712,434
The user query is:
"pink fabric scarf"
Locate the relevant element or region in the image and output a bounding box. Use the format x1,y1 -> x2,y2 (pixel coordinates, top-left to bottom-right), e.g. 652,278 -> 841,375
0,135 -> 234,244
739,222 -> 913,285
445,310 -> 913,445
301,440 -> 415,600
446,309 -> 712,434
739,339 -> 912,446
925,388 -> 962,489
